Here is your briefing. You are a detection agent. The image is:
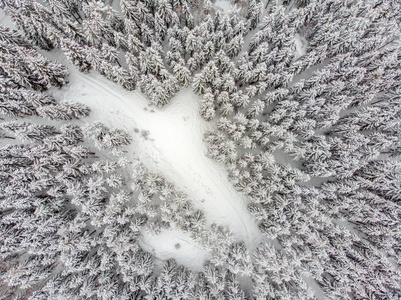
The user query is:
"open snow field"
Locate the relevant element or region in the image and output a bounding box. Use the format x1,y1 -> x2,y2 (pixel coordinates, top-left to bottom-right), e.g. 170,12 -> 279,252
48,51 -> 262,270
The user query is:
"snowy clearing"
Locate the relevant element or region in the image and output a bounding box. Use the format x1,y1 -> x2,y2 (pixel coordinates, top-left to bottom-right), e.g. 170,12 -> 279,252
215,0 -> 234,13
140,229 -> 210,272
49,50 -> 262,270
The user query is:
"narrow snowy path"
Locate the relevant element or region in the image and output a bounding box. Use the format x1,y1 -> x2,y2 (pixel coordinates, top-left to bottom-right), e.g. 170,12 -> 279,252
49,51 -> 262,268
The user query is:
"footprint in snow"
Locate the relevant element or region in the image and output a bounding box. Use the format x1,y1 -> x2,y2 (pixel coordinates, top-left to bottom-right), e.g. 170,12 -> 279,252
141,130 -> 150,140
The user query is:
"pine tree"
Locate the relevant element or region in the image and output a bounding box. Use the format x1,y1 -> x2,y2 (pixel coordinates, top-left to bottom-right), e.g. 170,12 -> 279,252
84,122 -> 132,151
0,26 -> 68,89
6,4 -> 55,50
173,61 -> 191,87
60,37 -> 91,72
200,92 -> 215,121
247,0 -> 264,30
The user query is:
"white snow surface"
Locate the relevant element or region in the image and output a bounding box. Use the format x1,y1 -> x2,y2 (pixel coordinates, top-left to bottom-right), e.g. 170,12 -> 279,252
48,51 -> 262,271
0,9 -> 15,29
140,229 -> 209,272
294,33 -> 308,60
215,0 -> 233,13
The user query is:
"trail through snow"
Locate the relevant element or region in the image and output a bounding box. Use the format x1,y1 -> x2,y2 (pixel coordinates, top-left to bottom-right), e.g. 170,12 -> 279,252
48,50 -> 262,270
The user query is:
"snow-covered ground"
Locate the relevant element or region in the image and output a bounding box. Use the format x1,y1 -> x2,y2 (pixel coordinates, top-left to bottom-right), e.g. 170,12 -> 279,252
0,10 -> 12,28
294,33 -> 308,60
215,0 -> 233,13
48,51 -> 262,270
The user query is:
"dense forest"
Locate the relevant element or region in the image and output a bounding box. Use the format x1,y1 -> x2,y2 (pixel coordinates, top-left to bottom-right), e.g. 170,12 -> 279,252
0,0 -> 401,299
